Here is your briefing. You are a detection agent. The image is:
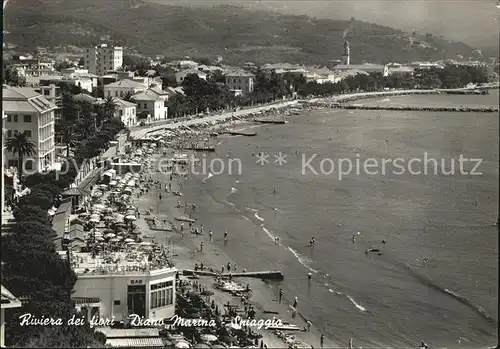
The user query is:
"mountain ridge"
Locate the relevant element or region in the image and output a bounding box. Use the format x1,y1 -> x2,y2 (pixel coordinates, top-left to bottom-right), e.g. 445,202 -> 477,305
3,0 -> 479,65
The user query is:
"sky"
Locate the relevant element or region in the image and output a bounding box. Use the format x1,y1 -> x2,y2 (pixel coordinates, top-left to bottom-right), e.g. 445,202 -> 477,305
150,0 -> 499,49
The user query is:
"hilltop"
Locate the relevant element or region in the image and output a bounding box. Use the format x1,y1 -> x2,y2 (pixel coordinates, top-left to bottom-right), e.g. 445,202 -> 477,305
3,0 -> 477,65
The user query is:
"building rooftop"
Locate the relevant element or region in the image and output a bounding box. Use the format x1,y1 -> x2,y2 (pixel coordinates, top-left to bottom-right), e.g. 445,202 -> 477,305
1,285 -> 22,308
225,70 -> 255,77
113,98 -> 137,108
73,93 -> 98,103
132,90 -> 163,101
70,249 -> 175,276
3,87 -> 57,113
104,79 -> 145,89
333,63 -> 386,70
176,68 -> 207,76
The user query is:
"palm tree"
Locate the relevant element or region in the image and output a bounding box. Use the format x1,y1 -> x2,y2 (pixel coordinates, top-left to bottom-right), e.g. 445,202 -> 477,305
61,122 -> 77,157
122,91 -> 134,102
6,132 -> 37,175
103,96 -> 118,120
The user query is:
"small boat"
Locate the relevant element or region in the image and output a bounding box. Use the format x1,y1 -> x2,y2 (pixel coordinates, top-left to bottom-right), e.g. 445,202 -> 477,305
365,248 -> 380,254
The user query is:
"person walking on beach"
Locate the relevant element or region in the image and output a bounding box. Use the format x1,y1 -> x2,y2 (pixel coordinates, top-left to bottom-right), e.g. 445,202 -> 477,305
209,230 -> 213,242
279,288 -> 283,303
306,320 -> 312,332
293,296 -> 298,308
200,241 -> 204,252
224,231 -> 228,242
320,333 -> 324,347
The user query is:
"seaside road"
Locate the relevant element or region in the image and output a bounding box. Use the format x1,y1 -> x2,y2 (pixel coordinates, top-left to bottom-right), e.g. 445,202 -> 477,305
130,100 -> 299,141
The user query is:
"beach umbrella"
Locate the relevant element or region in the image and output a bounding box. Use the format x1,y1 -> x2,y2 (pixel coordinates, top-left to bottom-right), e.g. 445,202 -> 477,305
90,217 -> 100,223
201,334 -> 218,342
110,238 -> 120,243
95,236 -> 104,241
139,241 -> 152,246
174,341 -> 190,348
93,230 -> 103,236
105,233 -> 116,238
103,216 -> 114,221
125,215 -> 137,221
194,344 -> 210,348
125,238 -> 135,242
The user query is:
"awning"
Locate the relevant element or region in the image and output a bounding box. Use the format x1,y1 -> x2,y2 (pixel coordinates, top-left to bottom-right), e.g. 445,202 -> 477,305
72,297 -> 101,306
105,338 -> 164,347
77,168 -> 103,195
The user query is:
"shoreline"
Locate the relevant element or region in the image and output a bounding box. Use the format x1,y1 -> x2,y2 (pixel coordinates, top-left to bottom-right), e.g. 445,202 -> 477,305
131,84 -> 500,140
131,149 -> 338,348
126,86 -> 498,348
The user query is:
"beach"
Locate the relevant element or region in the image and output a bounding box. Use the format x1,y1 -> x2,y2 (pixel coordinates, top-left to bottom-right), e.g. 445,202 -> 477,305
126,89 -> 498,348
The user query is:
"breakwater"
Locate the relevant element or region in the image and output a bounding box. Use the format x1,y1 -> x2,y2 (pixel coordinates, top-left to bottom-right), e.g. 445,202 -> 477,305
308,84 -> 499,106
339,104 -> 499,113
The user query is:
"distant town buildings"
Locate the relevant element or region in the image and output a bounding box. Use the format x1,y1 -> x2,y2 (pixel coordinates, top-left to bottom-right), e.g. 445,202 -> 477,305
175,68 -> 207,84
84,44 -> 123,75
2,87 -> 56,174
224,70 -> 255,95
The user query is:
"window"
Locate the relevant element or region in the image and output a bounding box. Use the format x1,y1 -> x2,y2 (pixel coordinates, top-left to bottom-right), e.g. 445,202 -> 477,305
7,130 -> 12,137
24,115 -> 32,123
25,160 -> 34,170
150,280 -> 174,309
44,90 -> 50,96
8,160 -> 16,167
114,300 -> 121,305
25,130 -> 32,138
7,115 -> 11,122
13,115 -> 18,122
143,103 -> 147,109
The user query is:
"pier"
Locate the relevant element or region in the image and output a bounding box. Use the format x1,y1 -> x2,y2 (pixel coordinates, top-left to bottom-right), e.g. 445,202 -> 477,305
338,105 -> 499,113
223,131 -> 257,136
182,269 -> 284,280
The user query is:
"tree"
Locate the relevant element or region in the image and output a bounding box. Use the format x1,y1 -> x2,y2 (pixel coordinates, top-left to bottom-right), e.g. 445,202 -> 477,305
5,132 -> 37,175
103,96 -> 118,120
61,122 -> 77,157
3,67 -> 26,87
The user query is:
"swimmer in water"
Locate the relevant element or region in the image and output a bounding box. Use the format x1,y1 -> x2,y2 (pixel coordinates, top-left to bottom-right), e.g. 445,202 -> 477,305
352,234 -> 356,243
273,189 -> 276,195
224,231 -> 228,241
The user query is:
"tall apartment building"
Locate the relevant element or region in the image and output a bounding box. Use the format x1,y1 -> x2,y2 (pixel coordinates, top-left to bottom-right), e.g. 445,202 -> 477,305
1,110 -> 6,211
84,44 -> 123,75
2,87 -> 56,175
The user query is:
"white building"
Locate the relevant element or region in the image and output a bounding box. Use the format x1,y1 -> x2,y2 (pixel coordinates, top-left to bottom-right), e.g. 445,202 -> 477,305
2,87 -> 56,174
175,68 -> 207,84
1,285 -> 22,348
305,67 -> 336,84
84,44 -> 123,75
332,63 -> 389,76
104,79 -> 146,98
132,90 -> 168,121
225,70 -> 255,95
71,251 -> 177,323
113,98 -> 137,127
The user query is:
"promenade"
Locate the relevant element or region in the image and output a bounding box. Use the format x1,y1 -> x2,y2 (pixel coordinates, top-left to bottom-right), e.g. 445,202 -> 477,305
130,100 -> 299,140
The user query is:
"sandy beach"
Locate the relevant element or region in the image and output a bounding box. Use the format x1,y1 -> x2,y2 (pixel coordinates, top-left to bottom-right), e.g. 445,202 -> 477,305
126,101 -> 343,348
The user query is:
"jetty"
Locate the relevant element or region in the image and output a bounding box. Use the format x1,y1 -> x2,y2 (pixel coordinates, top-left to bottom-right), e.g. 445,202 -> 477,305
338,105 -> 499,113
255,119 -> 287,124
223,131 -> 257,136
182,269 -> 284,280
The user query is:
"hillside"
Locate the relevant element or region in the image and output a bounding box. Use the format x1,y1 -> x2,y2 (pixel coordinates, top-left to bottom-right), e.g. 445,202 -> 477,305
3,0 -> 477,65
